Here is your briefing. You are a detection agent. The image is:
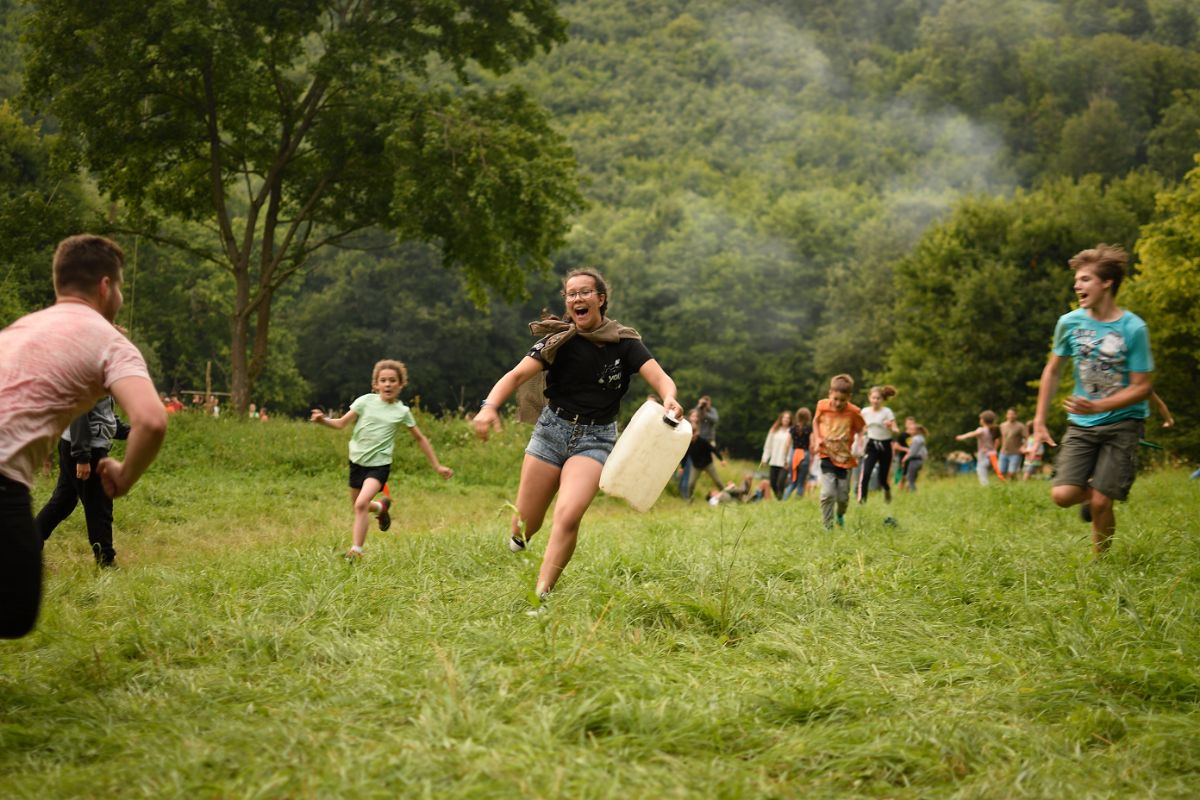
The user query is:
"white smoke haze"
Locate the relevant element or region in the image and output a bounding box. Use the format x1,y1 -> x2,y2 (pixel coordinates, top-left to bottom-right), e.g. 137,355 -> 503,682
712,6 -> 1010,225
558,1 -> 1019,335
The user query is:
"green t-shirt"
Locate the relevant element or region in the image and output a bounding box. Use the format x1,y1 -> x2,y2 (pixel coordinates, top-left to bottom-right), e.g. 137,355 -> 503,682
348,393 -> 416,467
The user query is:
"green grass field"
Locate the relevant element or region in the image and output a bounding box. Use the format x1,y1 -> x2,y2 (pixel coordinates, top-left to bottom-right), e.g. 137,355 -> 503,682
3,414 -> 1198,798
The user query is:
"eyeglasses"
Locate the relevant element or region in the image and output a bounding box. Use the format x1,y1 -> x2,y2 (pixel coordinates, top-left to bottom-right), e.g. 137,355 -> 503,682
562,288 -> 598,301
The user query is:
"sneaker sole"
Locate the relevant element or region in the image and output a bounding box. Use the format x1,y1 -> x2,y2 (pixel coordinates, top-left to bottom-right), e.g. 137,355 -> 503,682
378,497 -> 392,531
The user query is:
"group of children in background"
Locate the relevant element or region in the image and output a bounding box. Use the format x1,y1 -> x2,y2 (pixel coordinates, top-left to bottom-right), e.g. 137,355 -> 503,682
956,408 -> 1046,485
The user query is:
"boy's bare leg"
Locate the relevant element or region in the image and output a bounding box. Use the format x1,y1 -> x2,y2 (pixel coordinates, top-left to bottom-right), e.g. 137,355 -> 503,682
1050,484 -> 1089,508
1089,488 -> 1116,556
536,455 -> 602,595
350,478 -> 383,549
512,454 -> 560,542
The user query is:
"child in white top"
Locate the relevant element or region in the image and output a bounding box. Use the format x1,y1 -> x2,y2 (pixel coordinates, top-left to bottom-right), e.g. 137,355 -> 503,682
312,360 -> 452,558
857,385 -> 898,504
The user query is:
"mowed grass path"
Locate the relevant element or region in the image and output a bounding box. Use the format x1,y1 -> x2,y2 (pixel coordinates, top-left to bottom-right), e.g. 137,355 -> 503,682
2,415 -> 1198,798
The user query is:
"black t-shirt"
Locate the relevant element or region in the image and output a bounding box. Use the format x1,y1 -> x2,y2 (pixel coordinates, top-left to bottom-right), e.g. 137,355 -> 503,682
684,436 -> 719,469
790,424 -> 813,450
529,335 -> 653,421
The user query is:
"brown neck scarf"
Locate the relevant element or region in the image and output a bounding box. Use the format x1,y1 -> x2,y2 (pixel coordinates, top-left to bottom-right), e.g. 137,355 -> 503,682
528,316 -> 642,364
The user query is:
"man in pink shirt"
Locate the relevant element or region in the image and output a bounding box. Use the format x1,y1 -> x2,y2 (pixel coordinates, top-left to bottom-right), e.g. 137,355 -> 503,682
0,235 -> 167,638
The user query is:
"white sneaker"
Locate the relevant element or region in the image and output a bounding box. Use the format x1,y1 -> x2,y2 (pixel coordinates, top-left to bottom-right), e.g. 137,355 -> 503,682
526,590 -> 550,616
508,535 -> 527,553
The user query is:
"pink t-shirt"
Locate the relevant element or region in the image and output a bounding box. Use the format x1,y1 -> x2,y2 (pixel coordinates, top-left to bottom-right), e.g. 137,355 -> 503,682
0,302 -> 150,488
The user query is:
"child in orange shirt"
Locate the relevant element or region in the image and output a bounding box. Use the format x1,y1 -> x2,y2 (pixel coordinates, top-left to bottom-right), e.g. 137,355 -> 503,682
811,373 -> 866,530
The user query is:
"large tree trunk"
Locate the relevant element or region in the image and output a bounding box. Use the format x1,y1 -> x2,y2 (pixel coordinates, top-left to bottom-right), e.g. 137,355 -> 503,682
248,288 -> 273,397
229,265 -> 253,414
230,312 -> 250,415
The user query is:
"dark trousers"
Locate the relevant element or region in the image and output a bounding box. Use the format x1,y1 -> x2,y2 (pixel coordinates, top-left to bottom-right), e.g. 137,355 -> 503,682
857,439 -> 893,503
1,474 -> 41,638
768,465 -> 788,500
36,439 -> 115,564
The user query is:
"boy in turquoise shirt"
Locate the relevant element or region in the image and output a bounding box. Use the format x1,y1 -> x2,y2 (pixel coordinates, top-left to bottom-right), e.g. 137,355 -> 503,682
312,359 -> 453,558
1033,245 -> 1154,556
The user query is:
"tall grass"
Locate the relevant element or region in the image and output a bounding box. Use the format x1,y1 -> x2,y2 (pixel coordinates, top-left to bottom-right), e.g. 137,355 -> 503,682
2,414 -> 1198,798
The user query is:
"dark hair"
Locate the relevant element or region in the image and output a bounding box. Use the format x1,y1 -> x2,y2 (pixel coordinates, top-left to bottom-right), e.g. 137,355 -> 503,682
53,235 -> 124,296
563,268 -> 609,316
793,407 -> 812,426
830,374 -> 854,394
869,385 -> 897,401
1069,244 -> 1128,296
981,409 -> 1000,442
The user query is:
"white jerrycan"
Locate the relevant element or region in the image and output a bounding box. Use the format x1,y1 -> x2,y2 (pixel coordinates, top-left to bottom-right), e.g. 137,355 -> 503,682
600,400 -> 692,512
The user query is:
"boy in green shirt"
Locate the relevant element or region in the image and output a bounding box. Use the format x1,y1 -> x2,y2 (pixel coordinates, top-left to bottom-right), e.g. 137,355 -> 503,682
311,359 -> 453,558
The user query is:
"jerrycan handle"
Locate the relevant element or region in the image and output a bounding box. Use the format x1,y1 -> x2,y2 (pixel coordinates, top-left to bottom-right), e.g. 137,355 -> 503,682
662,411 -> 682,428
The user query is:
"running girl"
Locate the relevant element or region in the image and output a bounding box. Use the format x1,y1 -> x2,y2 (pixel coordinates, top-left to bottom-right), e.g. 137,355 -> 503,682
311,360 -> 453,559
857,385 -> 898,504
473,269 -> 681,608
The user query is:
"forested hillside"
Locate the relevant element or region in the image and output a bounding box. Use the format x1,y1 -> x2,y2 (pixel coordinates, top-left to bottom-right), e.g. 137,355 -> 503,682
2,0 -> 1197,458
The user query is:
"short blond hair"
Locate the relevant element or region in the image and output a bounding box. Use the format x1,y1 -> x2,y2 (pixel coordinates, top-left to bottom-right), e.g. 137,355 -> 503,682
372,359 -> 408,389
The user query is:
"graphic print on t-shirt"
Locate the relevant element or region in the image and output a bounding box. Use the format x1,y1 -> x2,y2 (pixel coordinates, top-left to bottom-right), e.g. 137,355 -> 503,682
821,415 -> 854,465
1072,327 -> 1127,399
598,358 -> 623,388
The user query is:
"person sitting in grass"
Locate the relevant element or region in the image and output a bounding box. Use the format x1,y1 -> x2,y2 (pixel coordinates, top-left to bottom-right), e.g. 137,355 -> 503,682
1033,244 -> 1154,557
311,359 -> 453,559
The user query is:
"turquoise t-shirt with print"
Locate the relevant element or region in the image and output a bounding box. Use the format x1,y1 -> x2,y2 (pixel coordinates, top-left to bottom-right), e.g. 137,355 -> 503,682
1052,308 -> 1153,427
348,393 -> 416,467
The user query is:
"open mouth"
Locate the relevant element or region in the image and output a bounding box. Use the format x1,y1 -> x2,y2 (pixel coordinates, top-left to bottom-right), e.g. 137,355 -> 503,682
572,305 -> 590,321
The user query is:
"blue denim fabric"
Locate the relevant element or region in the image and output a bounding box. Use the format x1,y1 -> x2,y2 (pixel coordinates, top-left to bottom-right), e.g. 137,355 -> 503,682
525,406 -> 617,468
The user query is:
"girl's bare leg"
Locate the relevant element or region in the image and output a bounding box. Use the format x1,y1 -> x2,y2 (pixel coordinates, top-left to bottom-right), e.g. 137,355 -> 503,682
512,455 -> 561,542
350,478 -> 383,549
536,455 -> 603,595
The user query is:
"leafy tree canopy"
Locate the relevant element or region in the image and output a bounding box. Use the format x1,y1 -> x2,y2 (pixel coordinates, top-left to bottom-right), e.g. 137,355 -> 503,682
20,0 -> 585,410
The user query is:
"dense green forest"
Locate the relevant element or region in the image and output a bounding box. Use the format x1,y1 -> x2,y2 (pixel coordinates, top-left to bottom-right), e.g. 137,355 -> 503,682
2,0 -> 1198,459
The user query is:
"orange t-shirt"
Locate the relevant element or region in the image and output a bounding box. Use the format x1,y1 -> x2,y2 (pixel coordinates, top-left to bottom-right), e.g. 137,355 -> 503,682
814,399 -> 866,469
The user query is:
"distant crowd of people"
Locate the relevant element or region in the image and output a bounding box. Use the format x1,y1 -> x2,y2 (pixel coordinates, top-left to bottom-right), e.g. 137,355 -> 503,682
158,392 -> 270,421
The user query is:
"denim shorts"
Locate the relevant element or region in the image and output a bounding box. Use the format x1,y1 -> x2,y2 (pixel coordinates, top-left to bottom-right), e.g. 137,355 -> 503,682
525,406 -> 617,468
998,452 -> 1023,474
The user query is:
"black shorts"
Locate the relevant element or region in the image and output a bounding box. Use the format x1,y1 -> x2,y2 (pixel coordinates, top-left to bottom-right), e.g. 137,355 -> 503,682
348,461 -> 391,490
